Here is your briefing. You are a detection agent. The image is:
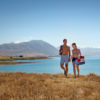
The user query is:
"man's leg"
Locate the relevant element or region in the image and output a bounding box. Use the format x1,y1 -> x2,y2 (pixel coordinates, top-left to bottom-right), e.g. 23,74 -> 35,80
73,63 -> 76,78
61,64 -> 67,76
76,65 -> 80,77
60,55 -> 66,71
65,64 -> 68,76
60,64 -> 66,71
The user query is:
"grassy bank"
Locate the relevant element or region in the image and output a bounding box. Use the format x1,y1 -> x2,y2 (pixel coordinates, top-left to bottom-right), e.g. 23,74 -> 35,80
0,62 -> 37,65
0,56 -> 48,61
0,73 -> 100,100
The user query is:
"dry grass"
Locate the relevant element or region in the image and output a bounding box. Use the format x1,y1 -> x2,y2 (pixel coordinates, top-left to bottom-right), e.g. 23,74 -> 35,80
0,73 -> 100,100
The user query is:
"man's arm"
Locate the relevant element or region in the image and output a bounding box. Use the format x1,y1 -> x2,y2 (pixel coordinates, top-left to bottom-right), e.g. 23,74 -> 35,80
71,50 -> 73,58
69,47 -> 71,58
68,47 -> 71,61
59,45 -> 63,55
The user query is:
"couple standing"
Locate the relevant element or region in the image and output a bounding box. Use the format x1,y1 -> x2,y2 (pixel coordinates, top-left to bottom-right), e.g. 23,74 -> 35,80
59,39 -> 81,78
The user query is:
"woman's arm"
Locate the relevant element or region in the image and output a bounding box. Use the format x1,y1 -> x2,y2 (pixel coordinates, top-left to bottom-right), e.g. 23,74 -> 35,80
71,50 -> 74,58
79,49 -> 82,56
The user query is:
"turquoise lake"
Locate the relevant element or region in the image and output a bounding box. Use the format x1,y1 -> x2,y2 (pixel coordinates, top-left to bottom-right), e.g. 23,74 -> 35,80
0,56 -> 100,75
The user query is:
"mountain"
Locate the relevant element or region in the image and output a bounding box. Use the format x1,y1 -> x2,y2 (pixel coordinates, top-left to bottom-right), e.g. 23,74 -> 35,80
58,46 -> 100,56
0,40 -> 58,57
0,40 -> 99,57
81,48 -> 100,56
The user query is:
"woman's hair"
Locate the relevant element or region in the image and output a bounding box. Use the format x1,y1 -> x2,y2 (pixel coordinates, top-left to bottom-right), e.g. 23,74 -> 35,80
72,43 -> 76,46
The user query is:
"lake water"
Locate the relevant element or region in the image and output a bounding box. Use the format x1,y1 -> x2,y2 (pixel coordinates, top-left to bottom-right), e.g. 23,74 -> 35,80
0,56 -> 100,75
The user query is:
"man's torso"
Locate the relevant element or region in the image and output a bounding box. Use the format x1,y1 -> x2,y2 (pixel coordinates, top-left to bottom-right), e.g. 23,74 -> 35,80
62,45 -> 70,55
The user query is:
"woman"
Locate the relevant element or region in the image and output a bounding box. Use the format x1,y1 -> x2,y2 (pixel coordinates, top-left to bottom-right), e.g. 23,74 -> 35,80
71,43 -> 81,78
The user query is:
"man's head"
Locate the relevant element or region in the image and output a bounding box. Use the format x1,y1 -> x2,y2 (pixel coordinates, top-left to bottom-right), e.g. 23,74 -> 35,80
63,39 -> 67,45
72,43 -> 77,49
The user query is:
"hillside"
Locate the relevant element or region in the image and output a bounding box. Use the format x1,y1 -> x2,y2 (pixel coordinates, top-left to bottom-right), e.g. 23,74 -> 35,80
0,73 -> 100,100
58,46 -> 100,56
0,40 -> 58,57
81,48 -> 100,56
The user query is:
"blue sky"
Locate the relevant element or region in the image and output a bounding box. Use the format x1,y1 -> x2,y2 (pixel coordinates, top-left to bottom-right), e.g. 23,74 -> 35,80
0,0 -> 100,48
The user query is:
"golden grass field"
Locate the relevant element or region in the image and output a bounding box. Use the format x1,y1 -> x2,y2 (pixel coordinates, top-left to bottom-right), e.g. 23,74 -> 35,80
0,72 -> 100,100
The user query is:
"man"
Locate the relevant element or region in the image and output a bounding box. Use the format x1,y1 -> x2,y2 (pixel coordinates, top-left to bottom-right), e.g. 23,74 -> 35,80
59,39 -> 70,77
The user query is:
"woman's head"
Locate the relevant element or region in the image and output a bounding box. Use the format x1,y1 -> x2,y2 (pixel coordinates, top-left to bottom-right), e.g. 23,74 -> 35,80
72,43 -> 77,49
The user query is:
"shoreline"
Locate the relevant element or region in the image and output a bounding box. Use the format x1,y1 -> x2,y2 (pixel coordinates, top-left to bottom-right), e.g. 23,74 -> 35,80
0,56 -> 53,65
0,62 -> 38,65
0,56 -> 48,61
0,56 -> 48,65
0,72 -> 99,76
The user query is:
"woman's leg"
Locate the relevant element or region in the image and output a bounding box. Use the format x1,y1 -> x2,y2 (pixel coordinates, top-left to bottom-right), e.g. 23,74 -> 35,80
73,63 -> 76,78
76,65 -> 80,77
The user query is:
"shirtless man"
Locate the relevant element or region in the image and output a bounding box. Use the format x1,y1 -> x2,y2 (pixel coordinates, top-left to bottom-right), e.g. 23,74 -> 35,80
59,39 -> 70,77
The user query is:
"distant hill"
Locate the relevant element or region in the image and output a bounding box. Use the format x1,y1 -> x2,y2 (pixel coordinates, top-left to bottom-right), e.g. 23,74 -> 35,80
0,40 -> 58,57
0,40 -> 99,57
81,48 -> 100,56
58,46 -> 100,56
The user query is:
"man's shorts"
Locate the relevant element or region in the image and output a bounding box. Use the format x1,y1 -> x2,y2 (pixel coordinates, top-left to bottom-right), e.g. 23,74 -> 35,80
60,55 -> 69,65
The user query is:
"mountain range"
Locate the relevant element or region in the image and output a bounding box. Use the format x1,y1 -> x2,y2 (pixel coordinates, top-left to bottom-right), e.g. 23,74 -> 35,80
0,40 -> 58,57
58,46 -> 100,56
81,48 -> 100,56
0,40 -> 100,57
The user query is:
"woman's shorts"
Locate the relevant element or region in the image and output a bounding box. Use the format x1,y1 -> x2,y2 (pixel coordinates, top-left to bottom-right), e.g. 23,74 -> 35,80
72,57 -> 77,63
